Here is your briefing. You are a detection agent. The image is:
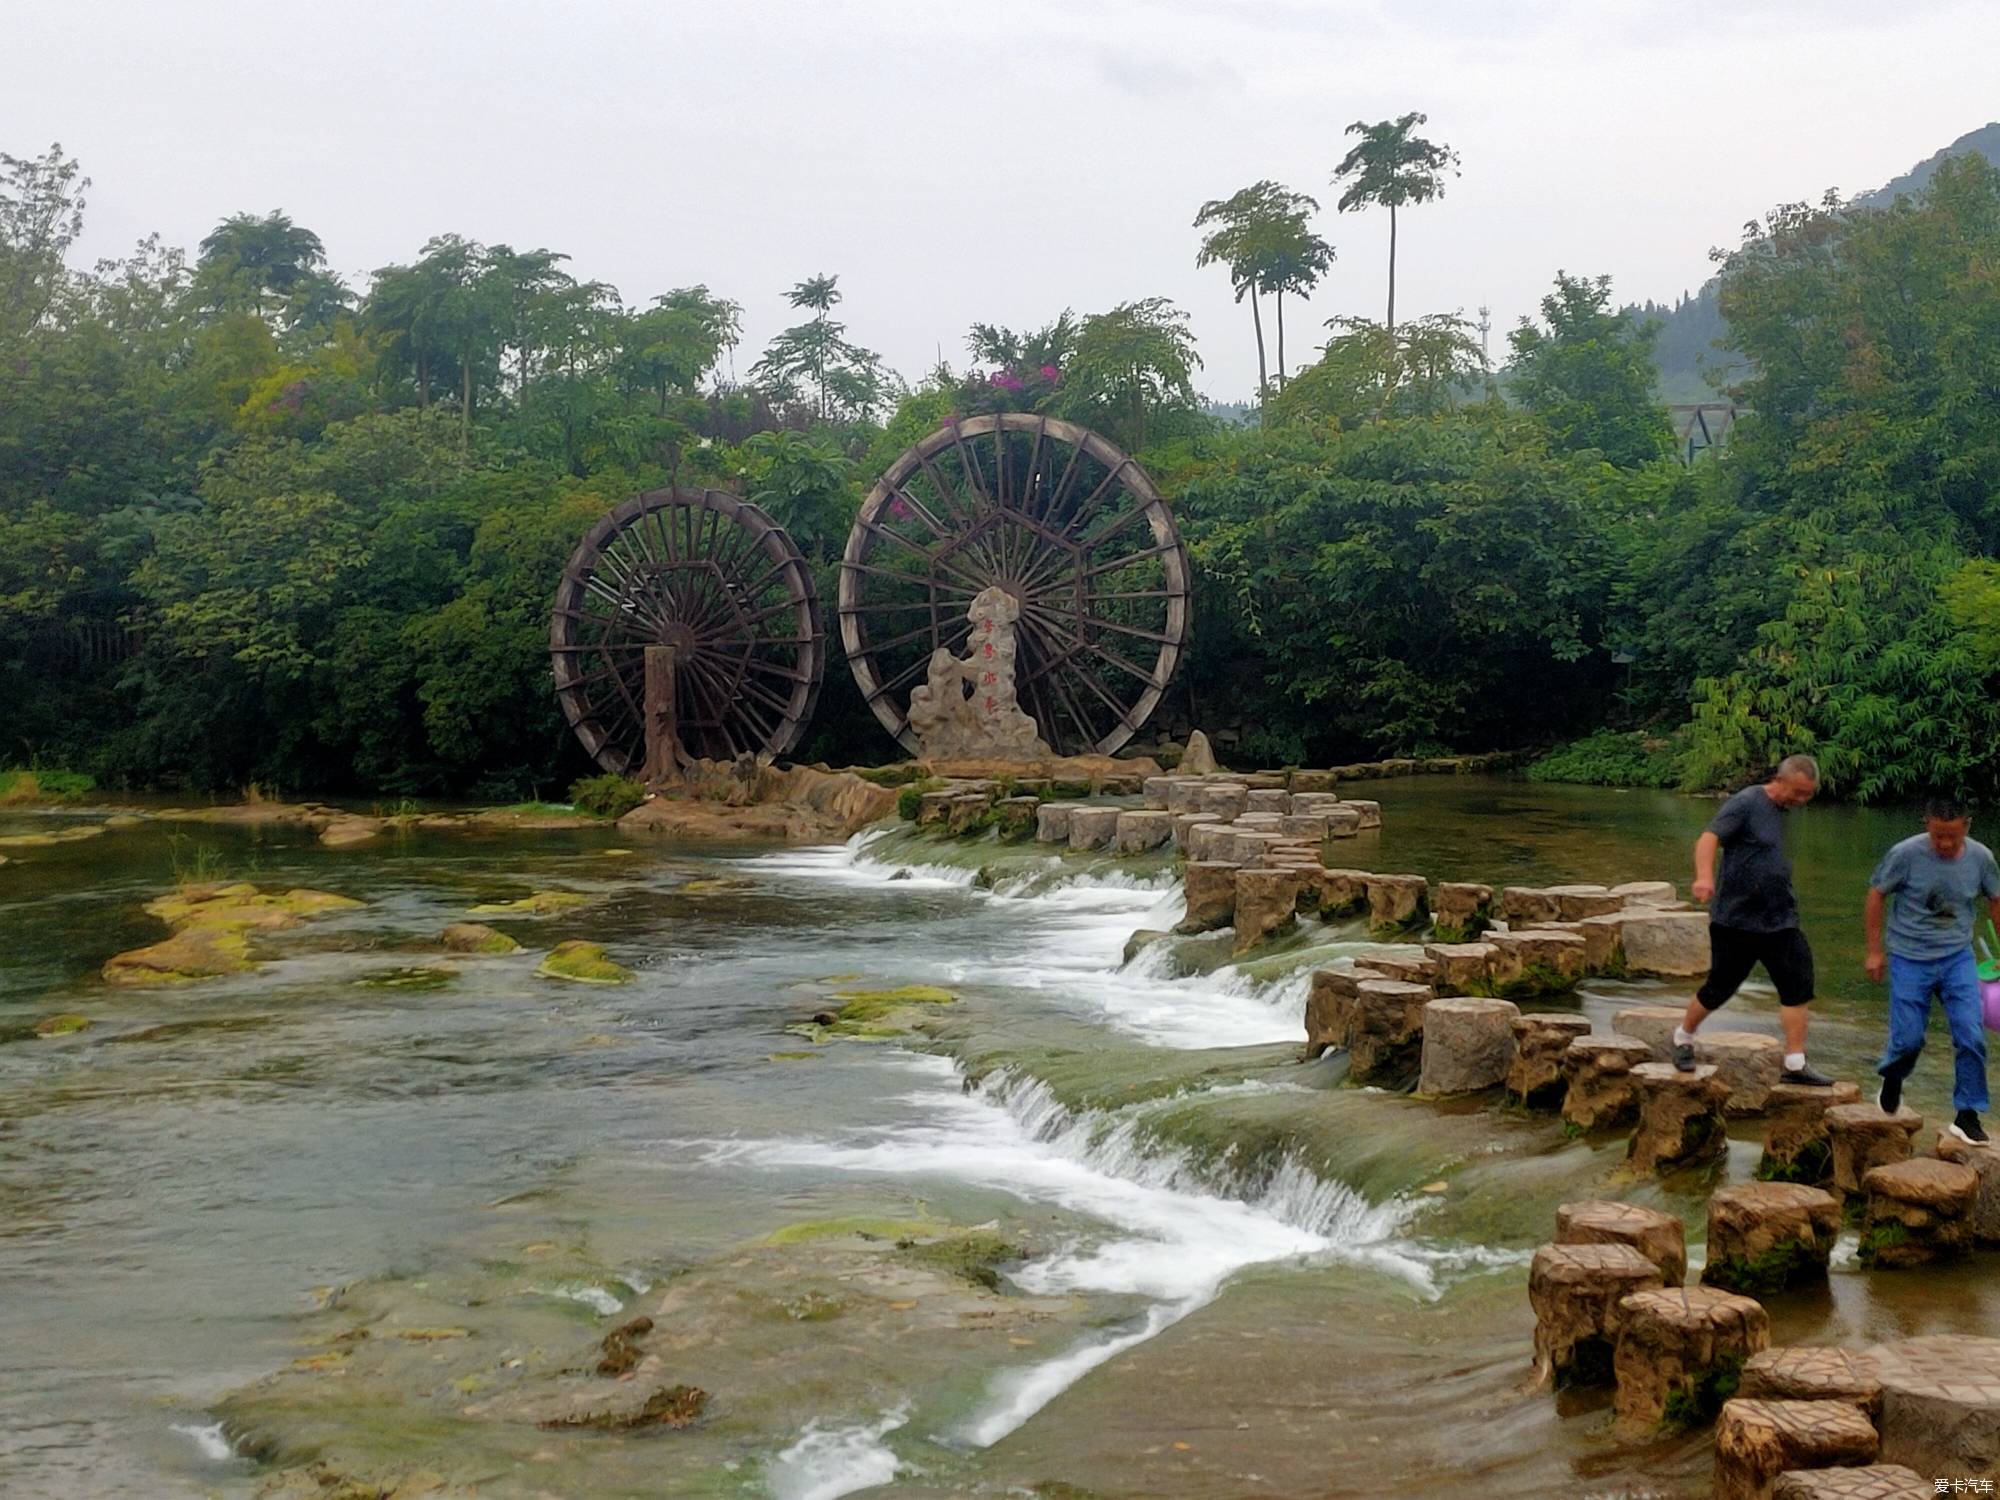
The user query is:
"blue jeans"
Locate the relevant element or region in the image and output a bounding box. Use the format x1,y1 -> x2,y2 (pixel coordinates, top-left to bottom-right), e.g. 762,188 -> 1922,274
1879,948 -> 1990,1113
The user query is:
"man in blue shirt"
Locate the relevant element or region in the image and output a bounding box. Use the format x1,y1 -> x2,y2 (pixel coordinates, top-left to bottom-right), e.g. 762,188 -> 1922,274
1866,795 -> 2000,1145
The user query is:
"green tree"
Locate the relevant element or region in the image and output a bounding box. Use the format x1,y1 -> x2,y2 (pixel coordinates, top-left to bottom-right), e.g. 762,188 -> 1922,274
194,211 -> 344,337
1331,112 -> 1459,332
1194,181 -> 1332,405
1054,297 -> 1201,451
617,285 -> 741,414
0,142 -> 86,348
752,272 -> 882,423
1506,273 -> 1671,467
1272,314 -> 1482,427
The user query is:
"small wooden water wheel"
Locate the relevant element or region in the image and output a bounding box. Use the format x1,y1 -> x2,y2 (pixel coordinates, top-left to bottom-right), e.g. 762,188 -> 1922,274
838,413 -> 1190,756
550,488 -> 824,773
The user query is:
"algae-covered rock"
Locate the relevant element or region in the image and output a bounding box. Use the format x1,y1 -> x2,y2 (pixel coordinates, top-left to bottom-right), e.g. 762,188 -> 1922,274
104,883 -> 363,988
439,922 -> 521,955
33,1013 -> 90,1037
467,890 -> 591,917
537,1383 -> 708,1431
0,823 -> 106,848
319,815 -> 386,848
678,876 -> 757,895
536,940 -> 634,985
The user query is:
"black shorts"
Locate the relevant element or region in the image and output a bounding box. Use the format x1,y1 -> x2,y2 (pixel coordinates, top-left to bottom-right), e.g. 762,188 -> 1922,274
1697,924 -> 1815,1008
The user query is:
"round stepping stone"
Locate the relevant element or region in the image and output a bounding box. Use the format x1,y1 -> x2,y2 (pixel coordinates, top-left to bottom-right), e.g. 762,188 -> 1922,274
1771,1468 -> 1931,1500
1364,951 -> 1438,987
1740,1346 -> 1883,1418
1614,1285 -> 1771,1428
1935,1129 -> 2000,1245
1171,811 -> 1222,851
1714,1397 -> 1879,1500
1304,966 -> 1379,1059
1231,869 -> 1302,955
1859,1157 -> 1978,1268
1342,798 -> 1381,830
1611,1004 -> 1689,1062
1628,1062 -> 1731,1174
1759,1081 -> 1861,1186
1348,978 -> 1435,1087
1424,940 -> 1497,999
1613,880 -> 1679,906
1562,1034 -> 1655,1133
1488,928 -> 1588,995
1418,996 -> 1522,1095
1363,873 -> 1428,934
1501,886 -> 1563,924
1869,1333 -> 2000,1478
1431,881 -> 1493,941
1165,780 -> 1208,814
1034,803 -> 1080,842
1528,1241 -> 1665,1389
1175,861 -> 1240,934
1196,782 -> 1249,818
1826,1103 -> 1923,1200
1508,1014 -> 1594,1109
1245,788 -> 1291,813
1556,1200 -> 1686,1285
1694,1031 -> 1785,1117
1067,805 -> 1120,851
1141,775 -> 1176,809
1701,1183 -> 1842,1293
1113,809 -> 1174,853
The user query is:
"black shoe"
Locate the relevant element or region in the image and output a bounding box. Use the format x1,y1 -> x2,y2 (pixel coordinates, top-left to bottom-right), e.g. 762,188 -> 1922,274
1780,1065 -> 1835,1086
1877,1075 -> 1901,1116
1951,1110 -> 1990,1146
1671,1041 -> 1695,1072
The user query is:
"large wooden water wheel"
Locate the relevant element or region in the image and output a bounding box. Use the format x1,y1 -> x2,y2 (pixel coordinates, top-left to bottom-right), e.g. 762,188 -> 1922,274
550,487 -> 824,772
839,414 -> 1190,757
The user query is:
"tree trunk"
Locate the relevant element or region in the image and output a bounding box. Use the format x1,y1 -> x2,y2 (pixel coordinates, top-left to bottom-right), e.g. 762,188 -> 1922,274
1387,203 -> 1399,333
1275,288 -> 1286,390
1249,286 -> 1269,420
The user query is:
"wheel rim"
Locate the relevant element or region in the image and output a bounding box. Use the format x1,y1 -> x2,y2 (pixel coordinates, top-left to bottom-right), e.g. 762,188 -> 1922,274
551,487 -> 824,771
838,414 -> 1189,756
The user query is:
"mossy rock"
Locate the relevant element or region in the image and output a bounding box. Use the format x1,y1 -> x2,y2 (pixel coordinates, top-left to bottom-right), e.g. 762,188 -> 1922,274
536,940 -> 634,985
678,876 -> 757,895
1049,779 -> 1094,799
439,922 -> 522,956
761,1216 -> 943,1247
1702,1240 -> 1823,1295
34,1013 -> 90,1037
355,966 -> 457,992
1659,1351 -> 1745,1432
1495,962 -> 1579,999
102,924 -> 255,986
896,1230 -> 1029,1292
1857,1219 -> 1911,1268
854,764 -> 926,787
1755,1139 -> 1832,1185
468,890 -> 591,917
805,984 -> 958,1036
0,824 -> 106,848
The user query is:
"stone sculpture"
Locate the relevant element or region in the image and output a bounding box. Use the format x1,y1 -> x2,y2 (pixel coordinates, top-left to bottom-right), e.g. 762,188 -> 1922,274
906,586 -> 1050,760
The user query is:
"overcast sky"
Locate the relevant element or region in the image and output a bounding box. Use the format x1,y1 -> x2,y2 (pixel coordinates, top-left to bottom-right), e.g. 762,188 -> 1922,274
7,0 -> 1998,400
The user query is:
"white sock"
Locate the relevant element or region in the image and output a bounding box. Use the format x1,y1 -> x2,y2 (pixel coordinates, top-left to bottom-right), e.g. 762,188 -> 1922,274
1785,1052 -> 1806,1073
1673,1026 -> 1694,1047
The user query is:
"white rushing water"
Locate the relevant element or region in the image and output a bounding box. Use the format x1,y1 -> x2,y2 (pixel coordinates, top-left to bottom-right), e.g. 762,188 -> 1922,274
722,832 -> 1439,1496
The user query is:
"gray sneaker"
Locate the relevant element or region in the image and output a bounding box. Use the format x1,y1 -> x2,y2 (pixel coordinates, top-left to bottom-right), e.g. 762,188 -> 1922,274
1671,1041 -> 1696,1072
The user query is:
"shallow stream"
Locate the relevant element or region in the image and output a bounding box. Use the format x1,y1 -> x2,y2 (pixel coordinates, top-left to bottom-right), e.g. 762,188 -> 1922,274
3,777 -> 1995,1498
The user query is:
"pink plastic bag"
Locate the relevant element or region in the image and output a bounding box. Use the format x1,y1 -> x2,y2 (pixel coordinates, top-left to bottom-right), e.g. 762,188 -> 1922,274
1984,976 -> 2000,1033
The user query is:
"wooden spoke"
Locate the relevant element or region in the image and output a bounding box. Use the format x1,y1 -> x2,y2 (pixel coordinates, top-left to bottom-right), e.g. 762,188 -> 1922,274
551,487 -> 824,771
840,414 -> 1188,755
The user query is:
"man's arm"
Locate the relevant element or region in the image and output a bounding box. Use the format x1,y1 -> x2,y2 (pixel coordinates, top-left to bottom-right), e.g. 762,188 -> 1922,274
1692,830 -> 1720,904
1864,887 -> 1888,982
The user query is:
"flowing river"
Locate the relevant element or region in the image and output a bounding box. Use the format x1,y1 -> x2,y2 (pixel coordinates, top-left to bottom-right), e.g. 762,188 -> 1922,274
4,776 -> 1997,1498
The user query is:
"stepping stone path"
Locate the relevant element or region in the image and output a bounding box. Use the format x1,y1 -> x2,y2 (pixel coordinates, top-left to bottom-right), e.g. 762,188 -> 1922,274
1868,1333 -> 2000,1478
1562,1034 -> 1654,1132
1825,1103 -> 1923,1202
1740,1347 -> 1883,1417
1771,1469 -> 1931,1500
1303,967 -> 1376,1059
1067,806 -> 1120,850
1347,978 -> 1434,1087
1696,1031 -> 1784,1117
1556,1200 -> 1686,1285
1628,1061 -> 1731,1174
1759,1081 -> 1861,1186
1935,1130 -> 2000,1245
1422,941 -> 1494,996
1488,928 -> 1587,994
1507,1014 -> 1594,1109
1418,997 -> 1521,1095
1614,1285 -> 1771,1427
1713,1397 -> 1879,1500
1431,881 -> 1493,941
1701,1183 -> 1842,1294
1528,1242 -> 1664,1389
1364,874 -> 1428,934
1859,1157 -> 1978,1267
1112,809 -> 1172,852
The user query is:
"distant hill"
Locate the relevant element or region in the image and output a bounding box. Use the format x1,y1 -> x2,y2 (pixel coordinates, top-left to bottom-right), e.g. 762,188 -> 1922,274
1627,123 -> 2000,399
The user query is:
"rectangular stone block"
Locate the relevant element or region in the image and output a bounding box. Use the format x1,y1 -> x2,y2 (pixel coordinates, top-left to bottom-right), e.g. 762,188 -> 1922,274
1613,880 -> 1679,907
1289,792 -> 1343,816
1289,769 -> 1338,794
1186,823 -> 1235,862
1166,779 -> 1207,814
1300,867 -> 1370,917
1325,807 -> 1361,838
1233,868 -> 1302,954
1426,941 -> 1497,997
1196,783 -> 1250,818
1576,912 -> 1627,972
1176,861 -> 1240,933
1364,873 -> 1429,933
1246,789 -> 1292,813
1142,776 -> 1176,810
1035,803 -> 1081,842
1278,813 -> 1329,840
1501,887 -> 1562,924
1342,799 -> 1382,830
917,788 -> 959,825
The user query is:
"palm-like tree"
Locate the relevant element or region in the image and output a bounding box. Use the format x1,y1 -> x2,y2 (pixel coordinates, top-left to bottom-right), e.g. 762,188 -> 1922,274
1195,182 -> 1332,405
1331,113 -> 1459,332
196,211 -> 328,320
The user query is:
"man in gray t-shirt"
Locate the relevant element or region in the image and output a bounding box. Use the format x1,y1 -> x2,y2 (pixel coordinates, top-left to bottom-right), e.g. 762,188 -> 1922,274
1866,795 -> 2000,1145
1672,754 -> 1833,1085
